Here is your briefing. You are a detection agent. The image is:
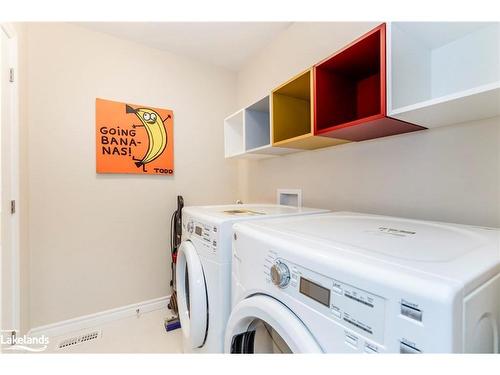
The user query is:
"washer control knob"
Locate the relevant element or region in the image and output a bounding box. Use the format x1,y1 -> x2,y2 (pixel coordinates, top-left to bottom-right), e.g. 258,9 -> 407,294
270,261 -> 290,288
187,221 -> 194,233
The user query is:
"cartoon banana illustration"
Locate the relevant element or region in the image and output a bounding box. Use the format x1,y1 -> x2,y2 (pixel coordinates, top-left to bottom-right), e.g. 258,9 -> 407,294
126,105 -> 170,171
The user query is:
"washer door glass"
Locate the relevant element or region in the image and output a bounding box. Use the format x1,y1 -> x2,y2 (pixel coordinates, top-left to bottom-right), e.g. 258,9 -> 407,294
176,240 -> 208,348
225,294 -> 322,353
231,319 -> 292,353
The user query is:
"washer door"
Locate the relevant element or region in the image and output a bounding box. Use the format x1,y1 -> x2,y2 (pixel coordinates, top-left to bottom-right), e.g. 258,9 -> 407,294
176,240 -> 208,348
225,294 -> 322,353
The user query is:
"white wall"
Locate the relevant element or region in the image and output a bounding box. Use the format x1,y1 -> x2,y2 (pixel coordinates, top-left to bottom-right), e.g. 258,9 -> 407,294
25,23 -> 239,328
236,22 -> 500,228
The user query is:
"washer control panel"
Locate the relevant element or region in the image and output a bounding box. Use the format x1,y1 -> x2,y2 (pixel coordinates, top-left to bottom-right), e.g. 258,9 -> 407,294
184,218 -> 218,254
265,252 -> 386,345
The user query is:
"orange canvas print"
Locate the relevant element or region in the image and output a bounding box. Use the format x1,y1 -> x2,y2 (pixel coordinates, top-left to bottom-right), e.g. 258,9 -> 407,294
96,98 -> 174,175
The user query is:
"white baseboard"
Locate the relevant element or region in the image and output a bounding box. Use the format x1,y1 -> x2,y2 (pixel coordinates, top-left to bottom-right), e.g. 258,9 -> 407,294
28,295 -> 170,338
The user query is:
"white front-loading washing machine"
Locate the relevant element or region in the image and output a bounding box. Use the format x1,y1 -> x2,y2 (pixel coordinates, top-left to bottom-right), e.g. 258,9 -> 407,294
226,212 -> 500,353
176,204 -> 328,353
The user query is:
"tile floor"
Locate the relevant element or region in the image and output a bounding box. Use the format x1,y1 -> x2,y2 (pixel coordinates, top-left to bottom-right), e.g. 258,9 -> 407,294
42,308 -> 183,353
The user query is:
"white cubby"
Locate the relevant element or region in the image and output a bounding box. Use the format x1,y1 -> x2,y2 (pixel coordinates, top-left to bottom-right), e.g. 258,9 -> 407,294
246,96 -> 297,156
245,96 -> 271,151
388,22 -> 500,128
224,96 -> 297,159
224,110 -> 245,158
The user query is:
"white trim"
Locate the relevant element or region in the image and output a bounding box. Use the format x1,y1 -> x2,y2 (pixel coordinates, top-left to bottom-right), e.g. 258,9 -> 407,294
0,23 -> 16,39
28,295 -> 170,338
1,22 -> 21,334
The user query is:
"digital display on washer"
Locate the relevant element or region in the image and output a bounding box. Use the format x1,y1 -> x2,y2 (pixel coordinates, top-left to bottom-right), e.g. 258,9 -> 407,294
195,226 -> 203,236
299,277 -> 330,307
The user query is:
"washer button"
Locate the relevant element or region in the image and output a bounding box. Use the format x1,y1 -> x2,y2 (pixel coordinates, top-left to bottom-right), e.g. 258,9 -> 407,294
331,309 -> 341,320
345,333 -> 358,348
401,303 -> 422,322
365,343 -> 378,353
332,286 -> 343,295
400,341 -> 421,354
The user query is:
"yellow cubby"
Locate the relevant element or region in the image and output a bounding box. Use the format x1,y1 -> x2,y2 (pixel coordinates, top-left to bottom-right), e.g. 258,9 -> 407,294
271,69 -> 348,150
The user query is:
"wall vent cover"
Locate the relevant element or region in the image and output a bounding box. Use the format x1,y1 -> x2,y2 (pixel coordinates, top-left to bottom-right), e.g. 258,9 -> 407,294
57,330 -> 101,350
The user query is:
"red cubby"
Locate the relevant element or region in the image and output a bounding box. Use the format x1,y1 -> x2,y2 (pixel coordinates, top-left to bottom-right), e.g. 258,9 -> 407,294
314,24 -> 425,142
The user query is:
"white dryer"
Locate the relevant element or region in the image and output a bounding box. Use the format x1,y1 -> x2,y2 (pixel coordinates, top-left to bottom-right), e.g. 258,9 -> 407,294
176,204 -> 328,353
226,212 -> 500,353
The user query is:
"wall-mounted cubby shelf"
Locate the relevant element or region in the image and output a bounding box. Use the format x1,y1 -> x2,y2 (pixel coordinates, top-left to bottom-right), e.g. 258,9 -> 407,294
245,96 -> 297,156
224,109 -> 245,158
388,22 -> 500,128
224,97 -> 297,159
272,69 -> 349,149
224,22 -> 499,158
314,24 -> 425,142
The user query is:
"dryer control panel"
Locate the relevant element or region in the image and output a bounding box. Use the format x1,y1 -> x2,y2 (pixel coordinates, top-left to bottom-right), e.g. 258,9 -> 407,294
265,253 -> 386,346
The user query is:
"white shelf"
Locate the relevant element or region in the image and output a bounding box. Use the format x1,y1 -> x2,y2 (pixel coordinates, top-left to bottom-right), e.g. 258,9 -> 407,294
390,82 -> 500,128
224,96 -> 297,159
246,144 -> 300,156
388,22 -> 500,128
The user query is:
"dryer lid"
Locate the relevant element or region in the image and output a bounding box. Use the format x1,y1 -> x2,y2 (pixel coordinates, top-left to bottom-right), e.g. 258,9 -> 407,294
244,212 -> 499,262
183,204 -> 327,220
